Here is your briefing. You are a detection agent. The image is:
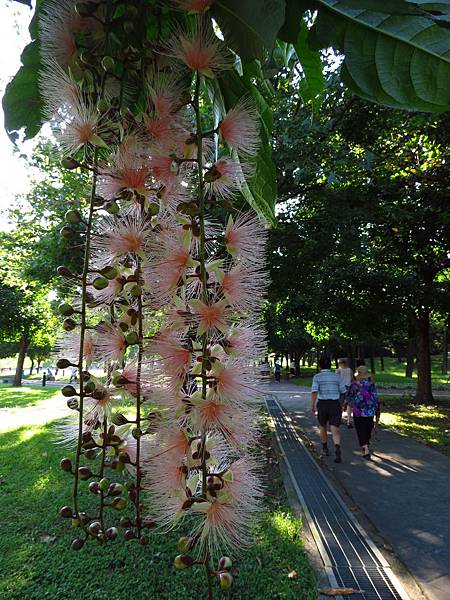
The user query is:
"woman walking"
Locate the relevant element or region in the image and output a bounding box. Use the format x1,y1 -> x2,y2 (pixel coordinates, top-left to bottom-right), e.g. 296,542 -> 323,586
337,358 -> 353,428
348,365 -> 380,459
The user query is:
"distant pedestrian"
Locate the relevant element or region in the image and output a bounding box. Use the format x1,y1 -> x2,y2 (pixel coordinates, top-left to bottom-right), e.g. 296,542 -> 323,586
274,359 -> 281,382
337,358 -> 354,429
310,356 -> 347,463
348,365 -> 380,459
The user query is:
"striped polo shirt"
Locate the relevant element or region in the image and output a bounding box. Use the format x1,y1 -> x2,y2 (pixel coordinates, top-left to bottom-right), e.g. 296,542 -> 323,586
311,370 -> 346,400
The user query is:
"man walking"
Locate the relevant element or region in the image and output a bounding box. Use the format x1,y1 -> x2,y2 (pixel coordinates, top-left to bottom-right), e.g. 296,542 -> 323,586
310,356 -> 346,463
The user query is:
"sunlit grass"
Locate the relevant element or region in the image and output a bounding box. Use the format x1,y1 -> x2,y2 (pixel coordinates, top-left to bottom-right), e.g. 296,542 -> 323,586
380,398 -> 450,456
0,385 -> 59,409
0,393 -> 317,599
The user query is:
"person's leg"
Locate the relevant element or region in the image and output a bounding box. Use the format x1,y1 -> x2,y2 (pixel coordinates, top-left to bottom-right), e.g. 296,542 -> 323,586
317,401 -> 329,456
354,417 -> 371,456
330,401 -> 343,462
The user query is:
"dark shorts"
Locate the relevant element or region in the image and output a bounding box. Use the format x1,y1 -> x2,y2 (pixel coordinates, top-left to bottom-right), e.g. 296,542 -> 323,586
317,400 -> 342,427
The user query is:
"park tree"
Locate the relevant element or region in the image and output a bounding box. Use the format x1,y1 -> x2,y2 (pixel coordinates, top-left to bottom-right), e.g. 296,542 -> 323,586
3,0 -> 450,596
0,278 -> 53,386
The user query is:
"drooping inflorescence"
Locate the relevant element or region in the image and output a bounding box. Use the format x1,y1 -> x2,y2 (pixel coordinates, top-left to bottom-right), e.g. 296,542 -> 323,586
40,0 -> 268,595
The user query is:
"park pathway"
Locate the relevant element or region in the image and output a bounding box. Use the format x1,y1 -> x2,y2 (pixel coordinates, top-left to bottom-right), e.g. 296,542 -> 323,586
262,381 -> 450,600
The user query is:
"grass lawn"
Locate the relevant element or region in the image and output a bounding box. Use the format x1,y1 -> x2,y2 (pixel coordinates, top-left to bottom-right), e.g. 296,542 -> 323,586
289,356 -> 450,390
0,384 -> 60,409
379,395 -> 450,457
0,388 -> 317,600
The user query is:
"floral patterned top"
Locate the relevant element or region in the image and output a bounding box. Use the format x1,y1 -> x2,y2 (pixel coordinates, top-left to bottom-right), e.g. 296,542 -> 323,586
348,379 -> 380,417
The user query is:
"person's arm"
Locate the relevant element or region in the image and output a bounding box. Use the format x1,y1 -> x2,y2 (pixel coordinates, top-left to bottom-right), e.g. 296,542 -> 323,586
372,383 -> 380,424
311,376 -> 319,415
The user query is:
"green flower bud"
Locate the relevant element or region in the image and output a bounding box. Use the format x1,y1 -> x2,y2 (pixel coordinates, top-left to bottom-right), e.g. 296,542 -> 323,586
99,478 -> 110,492
65,209 -> 82,224
177,536 -> 192,553
58,303 -> 74,317
62,385 -> 77,397
218,556 -> 232,571
101,56 -> 115,71
219,572 -> 233,590
63,318 -> 77,331
92,276 -> 109,290
112,497 -> 126,510
60,226 -> 76,239
61,157 -> 79,170
100,265 -> 119,280
125,331 -> 139,345
105,527 -> 118,540
174,555 -> 193,570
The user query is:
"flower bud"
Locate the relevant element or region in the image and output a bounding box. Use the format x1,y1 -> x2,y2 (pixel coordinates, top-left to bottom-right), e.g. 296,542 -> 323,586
101,56 -> 115,71
63,318 -> 77,331
105,200 -> 120,214
100,265 -> 119,280
219,572 -> 233,590
89,481 -> 100,494
71,518 -> 80,528
59,505 -> 73,518
89,521 -> 102,535
92,276 -> 109,290
177,536 -> 193,553
131,427 -> 142,439
218,556 -> 232,571
120,517 -> 132,528
84,381 -> 96,395
61,157 -> 79,170
112,412 -> 128,425
125,331 -> 139,345
174,555 -> 194,570
61,385 -> 77,397
112,497 -> 126,510
65,209 -> 82,224
124,529 -> 135,540
105,527 -> 118,540
58,303 -> 74,316
84,448 -> 96,459
56,358 -> 72,369
78,466 -> 92,480
60,226 -> 76,239
56,266 -> 73,277
139,535 -> 148,546
71,537 -> 84,551
98,478 -> 110,492
60,457 -> 73,473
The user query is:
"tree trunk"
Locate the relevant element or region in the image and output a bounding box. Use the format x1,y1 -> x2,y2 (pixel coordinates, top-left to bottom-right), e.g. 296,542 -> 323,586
414,312 -> 434,404
37,360 -> 41,373
29,357 -> 34,375
294,353 -> 300,377
442,321 -> 449,375
13,335 -> 29,387
405,323 -> 415,378
380,355 -> 385,371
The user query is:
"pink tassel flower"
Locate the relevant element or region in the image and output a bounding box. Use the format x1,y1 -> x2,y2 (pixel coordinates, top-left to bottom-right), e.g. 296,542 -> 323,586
91,213 -> 149,266
189,298 -> 230,337
219,98 -> 260,156
98,137 -> 151,200
224,213 -> 267,264
204,158 -> 243,199
163,23 -> 233,78
94,324 -> 127,363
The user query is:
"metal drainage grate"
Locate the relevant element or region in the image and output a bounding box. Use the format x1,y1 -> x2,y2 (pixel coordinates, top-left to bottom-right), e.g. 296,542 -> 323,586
266,395 -> 409,600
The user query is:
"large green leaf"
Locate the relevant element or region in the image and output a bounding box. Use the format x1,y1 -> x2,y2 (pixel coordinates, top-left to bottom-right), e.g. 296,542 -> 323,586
210,71 -> 277,226
278,0 -> 312,43
212,0 -> 286,61
294,20 -> 325,105
311,0 -> 450,112
2,40 -> 44,143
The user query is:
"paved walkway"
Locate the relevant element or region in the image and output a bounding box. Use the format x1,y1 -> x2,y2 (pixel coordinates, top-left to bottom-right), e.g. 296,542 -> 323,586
263,381 -> 450,600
